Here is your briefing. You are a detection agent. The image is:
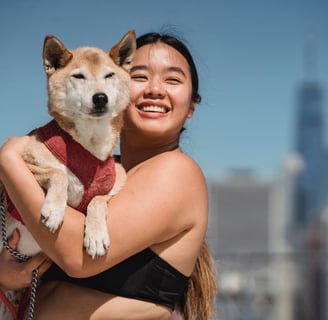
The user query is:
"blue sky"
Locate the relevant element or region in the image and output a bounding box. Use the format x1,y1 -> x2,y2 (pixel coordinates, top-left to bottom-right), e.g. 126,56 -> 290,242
0,0 -> 327,179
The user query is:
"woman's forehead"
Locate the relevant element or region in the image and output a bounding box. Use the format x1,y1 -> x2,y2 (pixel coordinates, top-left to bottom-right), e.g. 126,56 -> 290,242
134,43 -> 189,71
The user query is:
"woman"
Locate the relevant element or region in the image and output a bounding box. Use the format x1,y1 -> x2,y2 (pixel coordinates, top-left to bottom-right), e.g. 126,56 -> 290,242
0,32 -> 217,319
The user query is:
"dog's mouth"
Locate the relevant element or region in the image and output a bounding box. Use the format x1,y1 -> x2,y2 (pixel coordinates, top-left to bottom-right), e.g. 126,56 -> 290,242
89,106 -> 108,117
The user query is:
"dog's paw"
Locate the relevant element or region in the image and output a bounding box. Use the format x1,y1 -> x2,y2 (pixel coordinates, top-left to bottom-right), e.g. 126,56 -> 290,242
84,224 -> 110,259
41,201 -> 65,232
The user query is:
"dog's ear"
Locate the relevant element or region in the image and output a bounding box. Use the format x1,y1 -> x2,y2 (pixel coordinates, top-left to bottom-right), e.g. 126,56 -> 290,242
43,35 -> 73,76
109,30 -> 136,72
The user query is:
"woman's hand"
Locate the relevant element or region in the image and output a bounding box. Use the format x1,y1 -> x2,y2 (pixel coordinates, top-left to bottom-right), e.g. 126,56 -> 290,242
0,229 -> 52,290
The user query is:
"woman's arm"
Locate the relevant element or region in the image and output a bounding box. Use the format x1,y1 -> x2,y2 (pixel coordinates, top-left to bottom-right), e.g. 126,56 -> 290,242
0,136 -> 208,277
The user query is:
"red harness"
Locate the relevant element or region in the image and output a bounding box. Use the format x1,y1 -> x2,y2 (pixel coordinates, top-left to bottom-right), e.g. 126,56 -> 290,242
2,120 -> 116,318
6,119 -> 116,221
36,120 -> 116,213
0,289 -> 29,320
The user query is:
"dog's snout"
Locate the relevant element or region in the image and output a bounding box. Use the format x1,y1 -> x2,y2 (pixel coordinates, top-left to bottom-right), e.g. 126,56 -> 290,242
93,93 -> 108,109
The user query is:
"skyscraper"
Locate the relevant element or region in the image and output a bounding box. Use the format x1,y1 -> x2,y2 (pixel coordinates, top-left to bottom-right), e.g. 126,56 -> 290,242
294,39 -> 325,226
292,37 -> 327,320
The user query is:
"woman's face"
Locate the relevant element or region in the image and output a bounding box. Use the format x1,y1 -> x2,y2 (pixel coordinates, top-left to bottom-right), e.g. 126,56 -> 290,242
124,43 -> 195,140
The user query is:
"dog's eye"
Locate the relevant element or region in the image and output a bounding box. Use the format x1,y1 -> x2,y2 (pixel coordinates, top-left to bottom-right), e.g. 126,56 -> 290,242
72,74 -> 85,80
105,73 -> 115,79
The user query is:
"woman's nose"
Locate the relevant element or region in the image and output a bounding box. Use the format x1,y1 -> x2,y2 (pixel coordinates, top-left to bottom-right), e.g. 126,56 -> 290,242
144,78 -> 165,98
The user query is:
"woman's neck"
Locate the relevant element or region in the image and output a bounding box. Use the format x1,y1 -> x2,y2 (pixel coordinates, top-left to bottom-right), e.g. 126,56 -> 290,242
120,133 -> 179,172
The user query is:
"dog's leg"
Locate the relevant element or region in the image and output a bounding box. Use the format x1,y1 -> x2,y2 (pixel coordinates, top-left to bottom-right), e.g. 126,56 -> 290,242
84,163 -> 126,258
84,194 -> 111,259
28,164 -> 68,232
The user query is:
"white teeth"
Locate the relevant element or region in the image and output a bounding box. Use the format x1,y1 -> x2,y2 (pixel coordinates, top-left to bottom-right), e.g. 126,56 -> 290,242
142,106 -> 166,113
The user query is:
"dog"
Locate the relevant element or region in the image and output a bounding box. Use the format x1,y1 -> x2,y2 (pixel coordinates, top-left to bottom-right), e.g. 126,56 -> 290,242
0,30 -> 136,320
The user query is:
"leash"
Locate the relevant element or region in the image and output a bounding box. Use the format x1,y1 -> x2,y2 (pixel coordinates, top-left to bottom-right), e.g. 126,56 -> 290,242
0,190 -> 39,320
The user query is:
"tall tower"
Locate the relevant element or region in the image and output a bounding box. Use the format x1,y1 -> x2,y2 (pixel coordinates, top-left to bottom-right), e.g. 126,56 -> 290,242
294,37 -> 325,226
292,38 -> 326,320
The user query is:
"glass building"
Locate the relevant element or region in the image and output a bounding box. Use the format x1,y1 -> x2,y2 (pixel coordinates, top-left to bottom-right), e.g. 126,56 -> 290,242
294,81 -> 325,226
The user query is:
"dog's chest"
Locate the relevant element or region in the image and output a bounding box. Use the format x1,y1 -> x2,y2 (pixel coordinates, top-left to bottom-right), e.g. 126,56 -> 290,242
24,138 -> 85,207
24,122 -> 116,212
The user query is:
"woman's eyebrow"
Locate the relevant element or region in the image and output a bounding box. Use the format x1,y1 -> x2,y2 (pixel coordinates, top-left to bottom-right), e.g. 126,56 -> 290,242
168,66 -> 186,77
130,65 -> 147,73
130,65 -> 186,77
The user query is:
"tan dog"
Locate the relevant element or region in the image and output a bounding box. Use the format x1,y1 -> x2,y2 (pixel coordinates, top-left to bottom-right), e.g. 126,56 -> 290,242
0,30 -> 136,319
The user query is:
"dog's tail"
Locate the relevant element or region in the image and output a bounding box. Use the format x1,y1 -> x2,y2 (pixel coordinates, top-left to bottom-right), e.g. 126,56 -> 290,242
182,241 -> 218,319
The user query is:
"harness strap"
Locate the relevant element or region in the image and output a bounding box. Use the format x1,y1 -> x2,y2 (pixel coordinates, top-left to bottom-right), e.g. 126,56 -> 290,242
0,287 -> 30,320
0,289 -> 18,320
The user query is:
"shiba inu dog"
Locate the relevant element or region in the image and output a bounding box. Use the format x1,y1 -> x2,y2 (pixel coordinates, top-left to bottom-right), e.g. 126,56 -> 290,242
0,30 -> 136,319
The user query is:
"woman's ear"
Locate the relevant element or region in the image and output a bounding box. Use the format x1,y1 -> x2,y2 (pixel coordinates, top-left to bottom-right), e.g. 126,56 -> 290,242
187,103 -> 196,119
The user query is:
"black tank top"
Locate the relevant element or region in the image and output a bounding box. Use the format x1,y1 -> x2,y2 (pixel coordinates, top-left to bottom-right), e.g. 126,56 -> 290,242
42,248 -> 190,310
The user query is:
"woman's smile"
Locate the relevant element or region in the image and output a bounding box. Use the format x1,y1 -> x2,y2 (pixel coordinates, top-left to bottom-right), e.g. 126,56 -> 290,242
136,101 -> 171,116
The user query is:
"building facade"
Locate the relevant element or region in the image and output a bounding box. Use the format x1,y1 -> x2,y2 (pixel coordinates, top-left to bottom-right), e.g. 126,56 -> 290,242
208,169 -> 296,320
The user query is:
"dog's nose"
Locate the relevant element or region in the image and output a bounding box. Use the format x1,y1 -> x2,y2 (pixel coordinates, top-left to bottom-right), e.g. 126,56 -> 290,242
93,93 -> 108,109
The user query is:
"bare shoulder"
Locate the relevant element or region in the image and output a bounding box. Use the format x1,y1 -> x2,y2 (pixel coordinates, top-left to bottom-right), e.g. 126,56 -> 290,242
134,149 -> 208,219
146,149 -> 206,183
125,149 -> 208,217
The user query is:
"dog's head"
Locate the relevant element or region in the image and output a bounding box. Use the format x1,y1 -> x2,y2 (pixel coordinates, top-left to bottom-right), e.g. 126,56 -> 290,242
42,31 -> 136,125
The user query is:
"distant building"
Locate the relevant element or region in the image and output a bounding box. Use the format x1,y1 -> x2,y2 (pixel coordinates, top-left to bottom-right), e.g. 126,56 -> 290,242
294,82 -> 325,226
291,40 -> 327,320
207,169 -> 295,320
293,36 -> 325,226
209,169 -> 272,256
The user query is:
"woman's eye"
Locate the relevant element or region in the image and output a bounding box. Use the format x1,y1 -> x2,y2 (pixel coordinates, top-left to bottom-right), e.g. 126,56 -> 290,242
131,74 -> 147,81
72,74 -> 85,80
167,78 -> 181,84
105,72 -> 115,79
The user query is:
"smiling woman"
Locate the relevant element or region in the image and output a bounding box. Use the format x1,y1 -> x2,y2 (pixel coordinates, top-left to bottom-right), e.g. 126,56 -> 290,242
0,31 -> 217,320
